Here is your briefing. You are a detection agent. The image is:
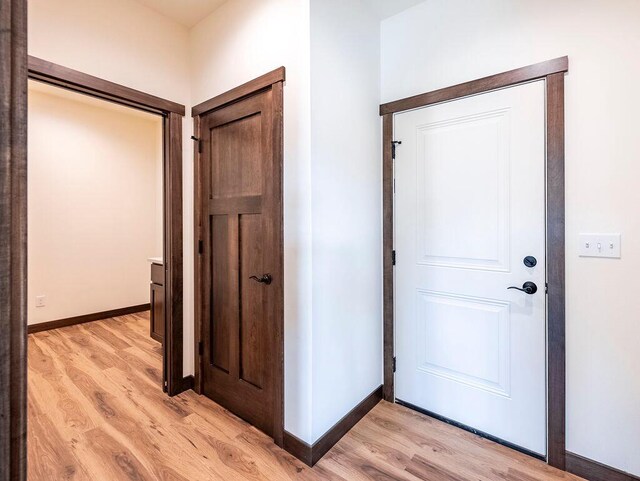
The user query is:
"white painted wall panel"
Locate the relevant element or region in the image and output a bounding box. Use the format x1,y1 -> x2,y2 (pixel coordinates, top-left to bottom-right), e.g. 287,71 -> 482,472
309,0 -> 382,441
28,84 -> 163,326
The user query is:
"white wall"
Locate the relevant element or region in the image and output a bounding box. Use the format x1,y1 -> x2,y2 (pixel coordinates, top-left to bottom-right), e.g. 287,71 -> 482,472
28,0 -> 194,374
189,0 -> 314,442
28,82 -> 163,325
189,0 -> 382,443
309,0 -> 382,441
381,0 -> 640,475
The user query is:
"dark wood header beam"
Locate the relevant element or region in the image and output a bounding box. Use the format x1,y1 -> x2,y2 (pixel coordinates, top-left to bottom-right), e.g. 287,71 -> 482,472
379,56 -> 568,116
28,56 -> 185,116
191,66 -> 285,117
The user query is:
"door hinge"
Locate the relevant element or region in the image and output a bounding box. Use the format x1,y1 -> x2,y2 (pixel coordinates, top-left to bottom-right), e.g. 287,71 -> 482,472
545,282 -> 549,294
391,140 -> 402,160
393,356 -> 397,373
191,135 -> 202,154
198,240 -> 203,255
198,341 -> 203,356
392,250 -> 396,266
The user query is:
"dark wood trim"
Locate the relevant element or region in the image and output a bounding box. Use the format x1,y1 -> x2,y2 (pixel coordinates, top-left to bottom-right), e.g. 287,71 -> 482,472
380,58 -> 568,469
379,56 -> 568,115
27,304 -> 151,334
546,72 -> 566,470
282,432 -> 313,467
270,79 -> 285,448
566,452 -> 640,481
192,68 -> 286,443
0,0 -> 28,479
163,112 -> 184,396
191,66 -> 285,116
382,114 -> 394,402
192,114 -> 203,395
311,385 -> 382,465
284,385 -> 383,467
28,56 -> 185,115
177,375 -> 195,393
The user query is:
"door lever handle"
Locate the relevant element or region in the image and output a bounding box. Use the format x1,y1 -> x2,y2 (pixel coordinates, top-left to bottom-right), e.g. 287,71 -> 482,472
249,274 -> 272,285
507,281 -> 538,295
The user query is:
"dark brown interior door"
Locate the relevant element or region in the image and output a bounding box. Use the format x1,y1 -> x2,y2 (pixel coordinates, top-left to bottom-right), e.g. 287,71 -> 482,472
200,87 -> 281,438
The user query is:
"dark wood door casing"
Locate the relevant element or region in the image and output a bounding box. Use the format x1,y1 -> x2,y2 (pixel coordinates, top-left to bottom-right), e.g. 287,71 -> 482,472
162,111 -> 184,396
21,56 -> 186,397
193,68 -> 285,446
1,1 -> 28,480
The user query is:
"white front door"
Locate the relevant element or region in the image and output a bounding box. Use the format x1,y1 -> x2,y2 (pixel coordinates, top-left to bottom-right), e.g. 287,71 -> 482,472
394,81 -> 547,455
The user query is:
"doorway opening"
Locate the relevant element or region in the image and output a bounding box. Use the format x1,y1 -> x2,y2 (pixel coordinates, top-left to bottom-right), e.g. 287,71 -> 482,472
27,78 -> 162,338
27,56 -> 186,395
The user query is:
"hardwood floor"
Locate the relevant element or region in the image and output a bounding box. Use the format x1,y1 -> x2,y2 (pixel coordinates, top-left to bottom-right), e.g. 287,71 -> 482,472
28,312 -> 584,481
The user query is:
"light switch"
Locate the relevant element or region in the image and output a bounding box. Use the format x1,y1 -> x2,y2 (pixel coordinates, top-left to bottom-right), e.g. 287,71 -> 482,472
578,234 -> 621,258
35,295 -> 46,307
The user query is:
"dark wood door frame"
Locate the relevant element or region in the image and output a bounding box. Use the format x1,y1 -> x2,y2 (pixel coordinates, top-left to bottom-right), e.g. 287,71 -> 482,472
380,57 -> 569,470
27,57 -> 185,115
4,54 -> 186,400
1,2 -> 28,480
192,67 -> 285,447
26,56 -> 187,397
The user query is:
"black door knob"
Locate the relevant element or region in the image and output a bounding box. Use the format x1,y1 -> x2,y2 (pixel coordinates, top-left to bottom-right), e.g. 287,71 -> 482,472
249,274 -> 272,285
507,281 -> 538,295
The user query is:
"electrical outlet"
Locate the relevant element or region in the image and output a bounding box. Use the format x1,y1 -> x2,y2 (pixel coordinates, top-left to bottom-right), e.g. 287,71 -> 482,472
35,295 -> 46,308
578,234 -> 621,258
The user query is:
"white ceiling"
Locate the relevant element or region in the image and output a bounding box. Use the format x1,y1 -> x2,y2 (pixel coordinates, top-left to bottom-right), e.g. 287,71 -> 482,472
133,0 -> 228,28
131,0 -> 424,29
366,0 -> 425,19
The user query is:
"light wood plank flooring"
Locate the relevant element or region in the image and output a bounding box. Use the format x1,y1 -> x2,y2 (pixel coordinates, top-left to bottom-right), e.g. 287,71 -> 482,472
28,312 -> 584,480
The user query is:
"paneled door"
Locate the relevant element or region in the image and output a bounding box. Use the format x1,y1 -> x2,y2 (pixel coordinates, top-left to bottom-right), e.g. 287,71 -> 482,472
199,86 -> 282,438
394,81 -> 547,455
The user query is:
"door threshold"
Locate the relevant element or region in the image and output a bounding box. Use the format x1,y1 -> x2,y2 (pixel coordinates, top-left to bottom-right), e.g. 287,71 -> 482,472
395,399 -> 546,462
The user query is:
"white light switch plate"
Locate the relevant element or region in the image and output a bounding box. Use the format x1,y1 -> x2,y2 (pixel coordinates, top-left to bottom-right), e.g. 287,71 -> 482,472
578,234 -> 621,258
35,295 -> 46,307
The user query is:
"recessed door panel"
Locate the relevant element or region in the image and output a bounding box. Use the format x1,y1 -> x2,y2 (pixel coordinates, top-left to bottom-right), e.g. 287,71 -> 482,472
239,213 -> 265,389
416,109 -> 510,271
210,113 -> 262,198
210,214 -> 229,373
416,290 -> 510,398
